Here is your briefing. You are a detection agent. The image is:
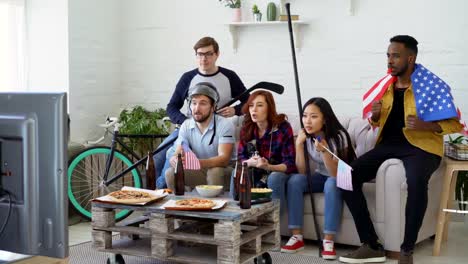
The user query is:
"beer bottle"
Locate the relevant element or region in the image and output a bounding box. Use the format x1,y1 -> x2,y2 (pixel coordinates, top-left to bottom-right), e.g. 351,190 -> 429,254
146,152 -> 156,190
239,162 -> 251,209
174,153 -> 185,196
233,160 -> 241,201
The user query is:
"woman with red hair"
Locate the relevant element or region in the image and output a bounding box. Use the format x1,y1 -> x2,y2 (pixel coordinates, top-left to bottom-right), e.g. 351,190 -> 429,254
231,90 -> 297,213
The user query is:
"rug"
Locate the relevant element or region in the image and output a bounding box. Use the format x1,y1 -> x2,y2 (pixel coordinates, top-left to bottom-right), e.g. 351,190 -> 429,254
69,240 -> 339,264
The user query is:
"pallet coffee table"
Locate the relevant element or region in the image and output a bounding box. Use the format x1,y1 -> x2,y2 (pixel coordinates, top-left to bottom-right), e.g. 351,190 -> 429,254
91,195 -> 280,264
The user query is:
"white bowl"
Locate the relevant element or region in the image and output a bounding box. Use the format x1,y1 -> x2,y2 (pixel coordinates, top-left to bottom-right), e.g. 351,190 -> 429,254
196,185 -> 223,198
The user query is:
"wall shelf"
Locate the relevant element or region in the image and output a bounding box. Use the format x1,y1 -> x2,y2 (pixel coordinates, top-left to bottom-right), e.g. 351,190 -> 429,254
226,20 -> 308,52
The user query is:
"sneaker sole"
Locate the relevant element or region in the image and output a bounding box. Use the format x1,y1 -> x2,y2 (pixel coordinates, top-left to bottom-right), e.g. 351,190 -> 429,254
338,256 -> 386,263
280,247 -> 304,253
322,255 -> 337,260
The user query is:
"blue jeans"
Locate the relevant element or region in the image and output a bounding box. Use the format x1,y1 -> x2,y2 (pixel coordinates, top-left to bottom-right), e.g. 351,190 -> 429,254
153,129 -> 179,189
267,172 -> 290,215
287,173 -> 342,234
229,170 -> 290,215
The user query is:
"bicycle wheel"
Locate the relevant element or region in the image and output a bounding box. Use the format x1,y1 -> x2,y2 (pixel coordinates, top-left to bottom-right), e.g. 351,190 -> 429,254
68,146 -> 142,221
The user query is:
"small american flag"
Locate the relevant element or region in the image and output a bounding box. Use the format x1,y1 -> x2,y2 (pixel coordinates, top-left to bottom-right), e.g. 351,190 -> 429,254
182,143 -> 201,170
336,159 -> 353,191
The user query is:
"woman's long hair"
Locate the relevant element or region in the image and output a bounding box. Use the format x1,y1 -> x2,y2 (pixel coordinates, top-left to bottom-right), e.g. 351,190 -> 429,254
241,90 -> 286,142
303,97 -> 357,163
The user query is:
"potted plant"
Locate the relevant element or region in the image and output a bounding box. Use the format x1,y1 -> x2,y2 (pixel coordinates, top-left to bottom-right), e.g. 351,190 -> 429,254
218,0 -> 242,22
448,135 -> 468,210
118,106 -> 169,158
252,4 -> 262,22
218,0 -> 241,8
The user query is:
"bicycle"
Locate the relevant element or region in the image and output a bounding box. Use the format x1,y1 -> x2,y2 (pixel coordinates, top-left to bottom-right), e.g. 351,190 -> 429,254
67,117 -> 169,221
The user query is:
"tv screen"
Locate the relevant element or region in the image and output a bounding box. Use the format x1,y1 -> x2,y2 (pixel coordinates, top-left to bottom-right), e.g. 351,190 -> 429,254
0,92 -> 68,259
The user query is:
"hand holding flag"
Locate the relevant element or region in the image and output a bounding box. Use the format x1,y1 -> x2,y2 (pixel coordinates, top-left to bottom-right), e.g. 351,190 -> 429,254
181,142 -> 201,170
313,137 -> 354,191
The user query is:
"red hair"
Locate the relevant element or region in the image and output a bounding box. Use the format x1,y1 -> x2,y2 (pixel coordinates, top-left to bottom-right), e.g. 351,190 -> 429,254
241,90 -> 286,142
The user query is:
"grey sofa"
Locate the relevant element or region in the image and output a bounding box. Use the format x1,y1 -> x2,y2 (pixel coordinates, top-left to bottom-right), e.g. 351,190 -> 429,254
279,117 -> 445,253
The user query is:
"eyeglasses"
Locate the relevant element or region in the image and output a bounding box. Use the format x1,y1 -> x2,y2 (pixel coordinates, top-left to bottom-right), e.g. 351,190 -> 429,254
196,51 -> 216,59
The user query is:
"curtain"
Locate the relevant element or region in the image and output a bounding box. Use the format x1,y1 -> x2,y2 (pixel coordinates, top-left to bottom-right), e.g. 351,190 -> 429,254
0,0 -> 25,91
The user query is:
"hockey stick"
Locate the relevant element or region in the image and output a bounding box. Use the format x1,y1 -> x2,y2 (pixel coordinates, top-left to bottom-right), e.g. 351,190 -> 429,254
218,81 -> 284,110
285,2 -> 323,256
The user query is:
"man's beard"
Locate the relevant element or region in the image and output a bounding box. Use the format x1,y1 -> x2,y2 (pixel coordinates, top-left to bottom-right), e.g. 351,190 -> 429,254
391,64 -> 409,77
193,112 -> 212,123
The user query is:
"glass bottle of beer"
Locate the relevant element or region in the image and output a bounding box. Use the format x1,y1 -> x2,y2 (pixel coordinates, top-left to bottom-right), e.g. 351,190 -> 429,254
233,160 -> 241,201
174,153 -> 185,196
239,162 -> 251,209
146,151 -> 156,190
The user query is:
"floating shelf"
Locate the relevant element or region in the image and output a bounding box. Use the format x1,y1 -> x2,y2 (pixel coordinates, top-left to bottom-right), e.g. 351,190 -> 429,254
226,20 -> 308,52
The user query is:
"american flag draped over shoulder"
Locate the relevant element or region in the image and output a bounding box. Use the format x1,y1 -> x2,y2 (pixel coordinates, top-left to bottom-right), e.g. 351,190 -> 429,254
362,64 -> 467,134
182,142 -> 201,170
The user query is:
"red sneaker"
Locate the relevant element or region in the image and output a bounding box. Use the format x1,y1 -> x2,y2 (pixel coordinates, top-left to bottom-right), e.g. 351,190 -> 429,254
322,241 -> 337,260
281,236 -> 305,253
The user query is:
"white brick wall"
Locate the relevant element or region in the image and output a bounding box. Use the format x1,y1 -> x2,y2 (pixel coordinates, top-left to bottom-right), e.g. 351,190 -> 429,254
69,0 -> 468,142
69,0 -> 122,142
26,0 -> 69,94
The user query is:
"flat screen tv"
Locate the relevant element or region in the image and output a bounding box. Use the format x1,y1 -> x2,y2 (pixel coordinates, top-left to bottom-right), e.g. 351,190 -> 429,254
0,92 -> 68,259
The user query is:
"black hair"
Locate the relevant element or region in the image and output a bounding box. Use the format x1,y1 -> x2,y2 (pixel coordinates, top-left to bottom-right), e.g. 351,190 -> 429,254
390,35 -> 418,55
302,97 -> 357,163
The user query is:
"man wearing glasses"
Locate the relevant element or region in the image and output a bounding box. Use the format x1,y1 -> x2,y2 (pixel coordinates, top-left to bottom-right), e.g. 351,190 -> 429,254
154,36 -> 248,188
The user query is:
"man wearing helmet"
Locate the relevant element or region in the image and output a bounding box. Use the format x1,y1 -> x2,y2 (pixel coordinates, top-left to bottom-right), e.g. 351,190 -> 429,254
164,82 -> 236,190
154,36 -> 248,189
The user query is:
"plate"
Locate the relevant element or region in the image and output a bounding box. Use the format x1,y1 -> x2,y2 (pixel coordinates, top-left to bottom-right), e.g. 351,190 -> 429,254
93,186 -> 169,205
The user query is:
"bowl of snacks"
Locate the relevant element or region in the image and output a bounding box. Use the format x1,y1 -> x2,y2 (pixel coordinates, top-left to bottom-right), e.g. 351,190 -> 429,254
251,188 -> 273,200
196,185 -> 223,198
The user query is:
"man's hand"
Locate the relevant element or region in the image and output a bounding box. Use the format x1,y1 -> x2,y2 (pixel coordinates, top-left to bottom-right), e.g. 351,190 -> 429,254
169,150 -> 185,168
217,106 -> 236,118
371,100 -> 382,122
406,115 -> 442,132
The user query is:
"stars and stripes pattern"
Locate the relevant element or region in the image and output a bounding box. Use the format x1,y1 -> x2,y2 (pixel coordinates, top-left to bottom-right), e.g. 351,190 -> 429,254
362,64 -> 467,134
182,142 -> 201,170
337,159 -> 353,191
411,64 -> 458,121
362,72 -> 395,119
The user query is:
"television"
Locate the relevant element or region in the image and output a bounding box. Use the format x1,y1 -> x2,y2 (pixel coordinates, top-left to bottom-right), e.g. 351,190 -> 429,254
0,92 -> 68,259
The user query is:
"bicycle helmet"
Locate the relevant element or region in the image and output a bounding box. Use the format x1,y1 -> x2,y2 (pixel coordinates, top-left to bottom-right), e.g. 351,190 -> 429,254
187,82 -> 220,106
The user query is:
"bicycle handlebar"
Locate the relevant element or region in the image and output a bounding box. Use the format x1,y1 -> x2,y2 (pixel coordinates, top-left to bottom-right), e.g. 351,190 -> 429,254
99,117 -> 119,128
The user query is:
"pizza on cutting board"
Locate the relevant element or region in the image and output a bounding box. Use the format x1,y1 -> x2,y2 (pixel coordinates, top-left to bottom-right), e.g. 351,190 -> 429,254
107,190 -> 156,204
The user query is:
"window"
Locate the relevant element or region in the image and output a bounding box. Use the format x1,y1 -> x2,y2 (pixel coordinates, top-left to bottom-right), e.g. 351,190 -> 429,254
0,0 -> 25,91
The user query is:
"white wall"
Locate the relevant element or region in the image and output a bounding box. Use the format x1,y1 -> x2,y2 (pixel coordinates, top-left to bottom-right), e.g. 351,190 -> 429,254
68,0 -> 121,142
26,0 -> 69,92
69,0 -> 468,142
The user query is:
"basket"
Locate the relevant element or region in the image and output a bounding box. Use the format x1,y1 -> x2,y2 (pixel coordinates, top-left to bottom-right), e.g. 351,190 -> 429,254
444,142 -> 468,161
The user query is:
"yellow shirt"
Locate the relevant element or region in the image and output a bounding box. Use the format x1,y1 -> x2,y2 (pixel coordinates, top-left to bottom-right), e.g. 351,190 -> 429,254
370,83 -> 463,157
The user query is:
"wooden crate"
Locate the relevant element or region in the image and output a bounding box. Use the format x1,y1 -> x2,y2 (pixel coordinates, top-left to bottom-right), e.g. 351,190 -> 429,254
91,197 -> 279,264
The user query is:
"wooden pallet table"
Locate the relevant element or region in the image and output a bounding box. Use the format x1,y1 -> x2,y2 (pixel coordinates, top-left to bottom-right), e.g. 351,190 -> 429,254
91,195 -> 280,264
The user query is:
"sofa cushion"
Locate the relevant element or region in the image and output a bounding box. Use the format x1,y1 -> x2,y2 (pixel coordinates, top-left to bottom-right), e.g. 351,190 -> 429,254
339,117 -> 378,158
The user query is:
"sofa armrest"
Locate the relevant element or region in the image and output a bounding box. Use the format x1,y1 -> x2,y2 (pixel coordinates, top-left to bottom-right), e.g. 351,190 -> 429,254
375,158 -> 407,251
375,158 -> 406,223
